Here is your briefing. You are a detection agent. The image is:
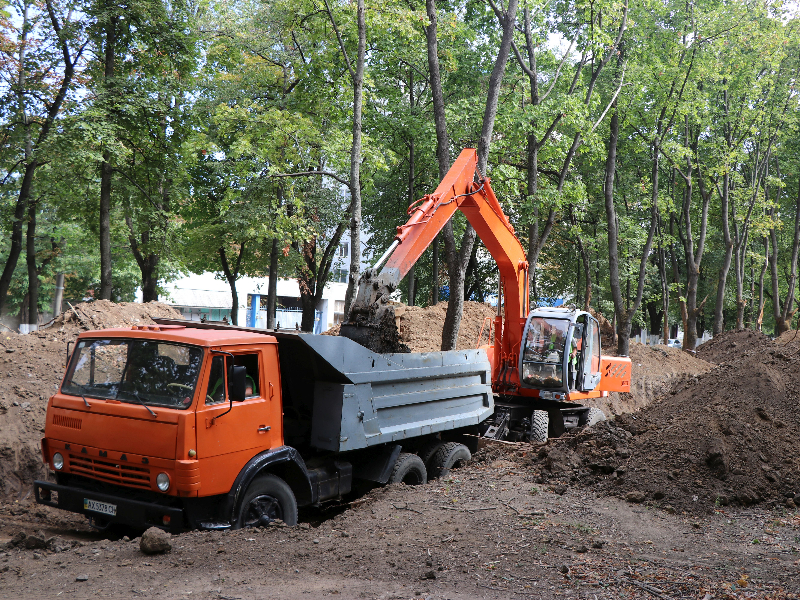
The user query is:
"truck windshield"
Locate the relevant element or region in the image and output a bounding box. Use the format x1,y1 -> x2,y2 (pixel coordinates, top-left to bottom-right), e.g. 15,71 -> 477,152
62,339 -> 203,410
520,317 -> 569,388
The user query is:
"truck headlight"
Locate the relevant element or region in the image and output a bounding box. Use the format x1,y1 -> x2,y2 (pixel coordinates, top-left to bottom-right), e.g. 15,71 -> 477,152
53,452 -> 64,470
156,472 -> 170,492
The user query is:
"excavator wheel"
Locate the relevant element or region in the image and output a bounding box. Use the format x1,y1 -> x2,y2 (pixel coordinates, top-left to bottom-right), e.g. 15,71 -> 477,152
584,407 -> 606,427
529,410 -> 549,443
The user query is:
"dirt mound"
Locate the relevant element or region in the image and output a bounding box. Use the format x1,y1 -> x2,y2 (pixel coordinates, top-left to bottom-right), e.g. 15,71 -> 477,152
397,301 -> 496,352
587,342 -> 712,416
0,301 -> 183,500
531,339 -> 800,515
696,329 -> 774,364
329,301 -> 497,353
46,300 -> 182,334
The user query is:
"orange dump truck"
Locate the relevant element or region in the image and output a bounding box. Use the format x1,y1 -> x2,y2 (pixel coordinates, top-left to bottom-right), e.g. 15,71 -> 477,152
34,321 -> 494,532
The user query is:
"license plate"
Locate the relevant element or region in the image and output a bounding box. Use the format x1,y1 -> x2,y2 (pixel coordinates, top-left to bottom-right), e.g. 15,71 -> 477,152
83,498 -> 116,516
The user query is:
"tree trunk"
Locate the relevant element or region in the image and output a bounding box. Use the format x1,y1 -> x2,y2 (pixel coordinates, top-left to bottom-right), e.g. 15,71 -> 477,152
0,3 -> 32,317
0,163 -> 35,315
782,177 -> 800,331
424,0 -> 449,308
407,117 -> 416,306
713,171 -> 733,335
440,0 -> 519,351
768,204 -> 786,335
297,238 -> 319,332
219,243 -> 245,326
52,272 -> 64,317
25,200 -> 39,332
267,238 -> 279,329
141,259 -> 159,302
604,106 -> 631,355
757,237 -> 768,331
342,0 -> 366,320
99,13 -> 118,301
125,215 -> 160,303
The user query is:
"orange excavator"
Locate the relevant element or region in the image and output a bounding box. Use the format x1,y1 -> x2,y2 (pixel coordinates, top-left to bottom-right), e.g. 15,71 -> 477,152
341,149 -> 631,442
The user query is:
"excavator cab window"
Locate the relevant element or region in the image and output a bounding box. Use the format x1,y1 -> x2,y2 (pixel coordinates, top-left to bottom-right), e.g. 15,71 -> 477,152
578,315 -> 602,391
520,317 -> 570,389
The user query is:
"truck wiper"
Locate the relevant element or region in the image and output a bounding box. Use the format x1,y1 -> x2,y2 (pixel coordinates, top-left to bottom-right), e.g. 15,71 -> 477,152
69,383 -> 92,408
130,390 -> 158,417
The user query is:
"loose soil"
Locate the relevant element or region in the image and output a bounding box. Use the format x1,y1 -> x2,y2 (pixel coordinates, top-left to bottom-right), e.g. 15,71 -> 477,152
0,301 -> 182,500
2,302 -> 800,598
530,330 -> 800,517
1,445 -> 798,599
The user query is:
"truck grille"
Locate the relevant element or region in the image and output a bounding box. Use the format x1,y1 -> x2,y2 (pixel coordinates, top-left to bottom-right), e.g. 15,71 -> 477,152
68,454 -> 151,490
53,415 -> 82,429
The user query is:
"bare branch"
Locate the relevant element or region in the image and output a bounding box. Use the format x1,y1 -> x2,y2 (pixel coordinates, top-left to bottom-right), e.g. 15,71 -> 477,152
271,170 -> 351,188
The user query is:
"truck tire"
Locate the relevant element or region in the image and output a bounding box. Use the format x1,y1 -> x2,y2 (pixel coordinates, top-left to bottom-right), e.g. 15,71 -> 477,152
427,442 -> 471,479
389,453 -> 427,485
585,407 -> 606,427
418,440 -> 445,471
530,410 -> 549,443
236,474 -> 298,528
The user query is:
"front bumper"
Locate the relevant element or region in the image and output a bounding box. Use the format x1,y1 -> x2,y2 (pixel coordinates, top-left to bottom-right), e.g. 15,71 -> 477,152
34,480 -> 185,533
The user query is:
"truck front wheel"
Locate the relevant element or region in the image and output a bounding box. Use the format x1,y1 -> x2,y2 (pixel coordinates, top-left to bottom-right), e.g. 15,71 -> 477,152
237,474 -> 298,528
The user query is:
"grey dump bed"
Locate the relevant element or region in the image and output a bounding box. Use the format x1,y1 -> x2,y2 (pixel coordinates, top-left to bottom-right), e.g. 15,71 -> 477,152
273,333 -> 493,452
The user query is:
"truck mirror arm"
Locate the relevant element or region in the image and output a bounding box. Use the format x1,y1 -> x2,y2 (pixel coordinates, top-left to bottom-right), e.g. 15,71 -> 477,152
209,350 -> 236,425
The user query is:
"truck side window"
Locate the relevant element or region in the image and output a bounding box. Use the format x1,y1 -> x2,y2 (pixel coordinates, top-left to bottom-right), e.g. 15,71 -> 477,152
233,354 -> 259,398
205,354 -> 260,404
206,356 -> 226,404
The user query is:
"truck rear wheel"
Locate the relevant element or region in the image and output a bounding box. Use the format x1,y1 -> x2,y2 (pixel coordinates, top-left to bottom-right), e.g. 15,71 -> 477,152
389,453 -> 427,485
237,474 -> 298,528
418,440 -> 445,471
427,442 -> 471,479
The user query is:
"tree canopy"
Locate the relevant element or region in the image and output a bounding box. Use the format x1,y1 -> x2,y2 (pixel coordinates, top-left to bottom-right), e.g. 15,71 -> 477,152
1,0 -> 798,350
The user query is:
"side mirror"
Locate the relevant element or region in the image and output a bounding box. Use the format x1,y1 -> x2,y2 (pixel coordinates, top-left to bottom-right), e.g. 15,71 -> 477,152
228,365 -> 247,402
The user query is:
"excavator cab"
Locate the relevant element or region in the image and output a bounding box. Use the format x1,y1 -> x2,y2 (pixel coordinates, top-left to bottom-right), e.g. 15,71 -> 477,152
518,308 -> 602,394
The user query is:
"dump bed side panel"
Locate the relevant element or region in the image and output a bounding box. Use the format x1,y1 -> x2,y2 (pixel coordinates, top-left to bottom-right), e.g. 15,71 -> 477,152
275,334 -> 493,452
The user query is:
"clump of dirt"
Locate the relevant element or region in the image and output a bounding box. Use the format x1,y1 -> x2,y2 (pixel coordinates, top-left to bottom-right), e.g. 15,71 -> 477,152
530,334 -> 800,515
696,329 -> 773,364
587,342 -> 712,416
0,301 -> 182,500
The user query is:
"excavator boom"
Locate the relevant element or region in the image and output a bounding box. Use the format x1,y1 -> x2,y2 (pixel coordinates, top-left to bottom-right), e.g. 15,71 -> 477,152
341,149 -> 529,356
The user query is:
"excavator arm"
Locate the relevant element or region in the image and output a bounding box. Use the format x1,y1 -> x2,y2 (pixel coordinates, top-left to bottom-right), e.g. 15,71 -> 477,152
341,149 -> 529,355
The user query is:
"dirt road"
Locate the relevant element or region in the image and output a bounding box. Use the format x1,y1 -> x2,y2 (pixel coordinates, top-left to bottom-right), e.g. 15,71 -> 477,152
2,444 -> 798,600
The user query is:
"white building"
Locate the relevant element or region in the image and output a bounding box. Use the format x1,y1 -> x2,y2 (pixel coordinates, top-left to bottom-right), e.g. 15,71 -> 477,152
155,271 -> 348,333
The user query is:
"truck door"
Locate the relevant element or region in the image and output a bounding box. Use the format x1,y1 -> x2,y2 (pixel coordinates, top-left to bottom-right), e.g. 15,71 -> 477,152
195,349 -> 277,496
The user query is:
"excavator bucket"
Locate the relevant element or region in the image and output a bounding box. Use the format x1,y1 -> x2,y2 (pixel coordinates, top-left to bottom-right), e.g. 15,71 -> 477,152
338,268 -> 410,354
